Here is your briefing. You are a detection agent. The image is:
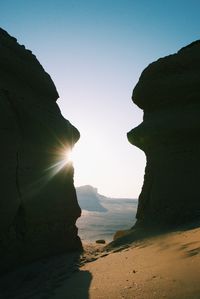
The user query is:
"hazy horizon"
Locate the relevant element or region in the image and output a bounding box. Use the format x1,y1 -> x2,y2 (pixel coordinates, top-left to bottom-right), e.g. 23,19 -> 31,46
76,184 -> 137,241
1,0 -> 200,197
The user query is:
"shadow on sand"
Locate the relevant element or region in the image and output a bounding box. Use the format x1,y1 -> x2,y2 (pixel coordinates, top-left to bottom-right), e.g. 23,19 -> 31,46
54,269 -> 92,299
0,251 -> 92,299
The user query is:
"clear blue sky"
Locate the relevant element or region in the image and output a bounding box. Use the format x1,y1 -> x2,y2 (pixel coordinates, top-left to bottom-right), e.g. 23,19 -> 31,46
1,0 -> 200,197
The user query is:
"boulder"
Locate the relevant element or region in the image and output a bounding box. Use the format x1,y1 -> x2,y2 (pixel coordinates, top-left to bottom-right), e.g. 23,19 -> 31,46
128,41 -> 200,230
0,28 -> 82,272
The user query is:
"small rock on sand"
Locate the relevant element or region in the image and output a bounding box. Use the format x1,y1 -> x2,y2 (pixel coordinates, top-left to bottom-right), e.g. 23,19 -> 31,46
96,240 -> 106,244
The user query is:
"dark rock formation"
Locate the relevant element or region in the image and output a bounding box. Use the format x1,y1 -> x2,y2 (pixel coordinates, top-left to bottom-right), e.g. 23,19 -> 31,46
128,41 -> 200,230
0,28 -> 82,272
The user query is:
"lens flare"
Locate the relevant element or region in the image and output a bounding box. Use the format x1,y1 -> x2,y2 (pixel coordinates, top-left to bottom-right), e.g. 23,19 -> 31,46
45,147 -> 74,179
65,149 -> 73,163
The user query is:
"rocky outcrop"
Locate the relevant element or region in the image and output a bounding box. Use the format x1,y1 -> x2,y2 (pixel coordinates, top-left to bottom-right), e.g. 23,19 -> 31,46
76,185 -> 107,212
128,41 -> 200,230
0,28 -> 82,272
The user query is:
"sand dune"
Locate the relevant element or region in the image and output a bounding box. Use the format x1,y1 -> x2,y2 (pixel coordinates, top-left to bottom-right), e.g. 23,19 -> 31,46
53,227 -> 200,299
1,227 -> 200,299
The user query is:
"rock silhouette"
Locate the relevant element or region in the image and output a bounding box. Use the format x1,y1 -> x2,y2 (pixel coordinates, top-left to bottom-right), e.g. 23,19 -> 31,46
128,41 -> 200,230
0,28 -> 82,272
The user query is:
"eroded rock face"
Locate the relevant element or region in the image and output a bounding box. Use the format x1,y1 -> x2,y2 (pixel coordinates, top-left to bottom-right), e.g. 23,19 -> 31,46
128,41 -> 200,230
0,28 -> 82,271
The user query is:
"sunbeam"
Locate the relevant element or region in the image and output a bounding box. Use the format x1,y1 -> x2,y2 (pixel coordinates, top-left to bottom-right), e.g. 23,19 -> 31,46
46,148 -> 74,178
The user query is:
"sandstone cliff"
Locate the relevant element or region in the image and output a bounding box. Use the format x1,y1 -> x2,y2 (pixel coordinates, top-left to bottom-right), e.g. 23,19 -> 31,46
128,41 -> 200,230
0,28 -> 82,272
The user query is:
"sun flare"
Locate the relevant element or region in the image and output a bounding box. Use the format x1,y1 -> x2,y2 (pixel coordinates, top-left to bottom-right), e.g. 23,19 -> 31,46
64,149 -> 73,163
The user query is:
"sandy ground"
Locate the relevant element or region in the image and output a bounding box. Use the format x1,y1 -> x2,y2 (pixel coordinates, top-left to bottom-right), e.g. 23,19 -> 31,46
53,227 -> 200,299
1,227 -> 200,299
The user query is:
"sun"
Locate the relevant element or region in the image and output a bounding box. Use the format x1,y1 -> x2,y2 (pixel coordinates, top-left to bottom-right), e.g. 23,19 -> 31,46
64,149 -> 73,163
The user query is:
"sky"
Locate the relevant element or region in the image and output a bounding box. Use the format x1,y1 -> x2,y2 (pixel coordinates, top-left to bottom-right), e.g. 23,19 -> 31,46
1,0 -> 200,198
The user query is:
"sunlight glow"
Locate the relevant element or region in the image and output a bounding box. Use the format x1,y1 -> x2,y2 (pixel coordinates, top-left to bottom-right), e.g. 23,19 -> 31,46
46,147 -> 74,179
64,149 -> 73,163
23,147 -> 75,199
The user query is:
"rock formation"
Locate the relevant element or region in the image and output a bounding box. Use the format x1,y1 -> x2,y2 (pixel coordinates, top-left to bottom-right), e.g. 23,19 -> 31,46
0,28 -> 82,272
128,41 -> 200,230
76,185 -> 107,212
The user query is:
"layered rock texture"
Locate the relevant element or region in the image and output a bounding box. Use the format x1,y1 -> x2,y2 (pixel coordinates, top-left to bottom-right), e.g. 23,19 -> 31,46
128,41 -> 200,230
0,28 -> 82,272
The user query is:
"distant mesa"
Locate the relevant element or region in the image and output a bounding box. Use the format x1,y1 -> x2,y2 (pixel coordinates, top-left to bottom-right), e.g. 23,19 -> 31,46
76,185 -> 137,213
76,185 -> 137,243
128,40 -> 200,231
76,185 -> 108,212
0,28 -> 82,272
